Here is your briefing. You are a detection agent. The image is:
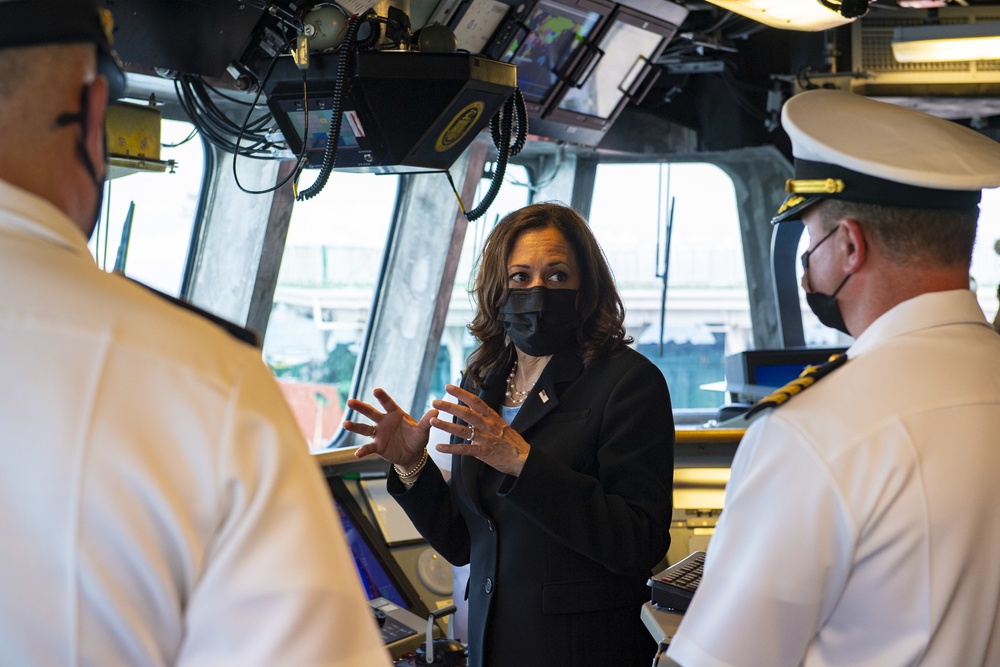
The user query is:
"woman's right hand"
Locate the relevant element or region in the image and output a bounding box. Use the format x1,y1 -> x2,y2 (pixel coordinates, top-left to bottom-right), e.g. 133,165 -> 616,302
344,387 -> 437,471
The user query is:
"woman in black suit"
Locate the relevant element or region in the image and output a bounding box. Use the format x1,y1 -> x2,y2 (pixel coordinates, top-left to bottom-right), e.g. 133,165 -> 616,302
346,202 -> 674,667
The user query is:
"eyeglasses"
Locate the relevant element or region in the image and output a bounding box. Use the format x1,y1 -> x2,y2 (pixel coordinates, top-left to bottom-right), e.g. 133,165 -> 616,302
800,226 -> 839,271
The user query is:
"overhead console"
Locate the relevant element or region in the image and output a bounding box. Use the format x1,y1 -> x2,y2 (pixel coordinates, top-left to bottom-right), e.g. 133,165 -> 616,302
235,2 -> 517,178
261,50 -> 516,173
100,0 -> 517,196
429,0 -> 689,146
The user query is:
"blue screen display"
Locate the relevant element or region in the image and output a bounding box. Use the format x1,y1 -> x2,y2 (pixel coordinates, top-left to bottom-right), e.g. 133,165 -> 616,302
334,501 -> 408,609
752,363 -> 808,389
288,109 -> 360,150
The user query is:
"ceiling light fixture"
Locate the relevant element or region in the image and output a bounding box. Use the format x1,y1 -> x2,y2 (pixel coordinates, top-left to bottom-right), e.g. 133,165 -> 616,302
892,22 -> 1000,62
704,0 -> 861,32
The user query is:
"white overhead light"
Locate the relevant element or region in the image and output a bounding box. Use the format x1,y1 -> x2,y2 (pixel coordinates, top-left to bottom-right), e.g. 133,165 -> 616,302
892,22 -> 1000,62
704,0 -> 858,32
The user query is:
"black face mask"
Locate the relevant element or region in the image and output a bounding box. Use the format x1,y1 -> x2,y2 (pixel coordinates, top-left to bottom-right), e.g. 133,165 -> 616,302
806,274 -> 852,335
497,286 -> 580,357
56,84 -> 106,238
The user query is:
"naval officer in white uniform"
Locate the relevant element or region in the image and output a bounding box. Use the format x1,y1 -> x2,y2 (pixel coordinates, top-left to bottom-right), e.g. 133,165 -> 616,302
0,2 -> 392,665
667,90 -> 1000,667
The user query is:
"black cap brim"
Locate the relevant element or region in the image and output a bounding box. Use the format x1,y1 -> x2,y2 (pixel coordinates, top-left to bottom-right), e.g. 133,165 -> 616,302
771,193 -> 824,224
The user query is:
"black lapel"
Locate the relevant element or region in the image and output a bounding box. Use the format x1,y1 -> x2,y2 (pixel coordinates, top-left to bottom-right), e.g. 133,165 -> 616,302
509,349 -> 584,436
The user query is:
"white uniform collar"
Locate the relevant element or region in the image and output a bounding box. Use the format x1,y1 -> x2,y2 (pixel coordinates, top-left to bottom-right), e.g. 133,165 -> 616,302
848,289 -> 990,358
0,176 -> 93,258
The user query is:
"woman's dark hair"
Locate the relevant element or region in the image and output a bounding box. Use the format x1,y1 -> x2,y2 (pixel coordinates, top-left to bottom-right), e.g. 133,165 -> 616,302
465,202 -> 631,387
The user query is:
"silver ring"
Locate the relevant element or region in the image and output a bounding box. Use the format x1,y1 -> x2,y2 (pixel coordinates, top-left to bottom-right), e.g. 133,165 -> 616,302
467,426 -> 475,443
371,425 -> 377,438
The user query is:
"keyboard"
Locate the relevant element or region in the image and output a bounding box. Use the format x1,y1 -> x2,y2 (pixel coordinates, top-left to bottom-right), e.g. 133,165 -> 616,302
380,614 -> 419,643
649,551 -> 705,613
373,607 -> 419,644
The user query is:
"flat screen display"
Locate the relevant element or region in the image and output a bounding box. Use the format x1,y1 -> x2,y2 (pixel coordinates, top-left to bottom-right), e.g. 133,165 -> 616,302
557,18 -> 662,119
333,497 -> 409,609
287,109 -> 360,151
751,363 -> 813,389
502,0 -> 602,102
725,348 -> 847,401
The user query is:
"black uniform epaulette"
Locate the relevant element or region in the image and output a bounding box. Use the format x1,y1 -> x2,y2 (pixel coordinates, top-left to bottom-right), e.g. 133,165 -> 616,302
128,279 -> 262,348
744,353 -> 848,419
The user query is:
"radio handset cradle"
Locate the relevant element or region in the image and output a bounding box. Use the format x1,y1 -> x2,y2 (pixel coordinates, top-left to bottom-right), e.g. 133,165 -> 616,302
414,605 -> 467,666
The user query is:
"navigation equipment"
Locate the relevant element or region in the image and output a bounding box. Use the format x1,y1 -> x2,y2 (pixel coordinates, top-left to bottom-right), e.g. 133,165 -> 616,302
725,347 -> 848,403
324,474 -> 433,657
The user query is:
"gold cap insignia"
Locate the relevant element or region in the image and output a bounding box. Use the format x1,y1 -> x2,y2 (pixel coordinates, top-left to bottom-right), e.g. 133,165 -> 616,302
784,178 -> 846,195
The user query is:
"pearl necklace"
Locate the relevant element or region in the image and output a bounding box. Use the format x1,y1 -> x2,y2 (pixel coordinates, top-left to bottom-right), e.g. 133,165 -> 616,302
506,360 -> 535,405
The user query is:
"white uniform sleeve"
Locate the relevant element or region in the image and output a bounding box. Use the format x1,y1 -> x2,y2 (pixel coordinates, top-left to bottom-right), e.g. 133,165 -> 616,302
666,414 -> 854,667
175,357 -> 392,667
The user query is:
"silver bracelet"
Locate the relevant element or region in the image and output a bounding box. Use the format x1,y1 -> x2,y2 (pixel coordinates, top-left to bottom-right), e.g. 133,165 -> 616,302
394,448 -> 428,480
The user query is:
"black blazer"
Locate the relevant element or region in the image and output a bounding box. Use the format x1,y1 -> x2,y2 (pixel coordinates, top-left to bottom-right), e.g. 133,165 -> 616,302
389,346 -> 674,667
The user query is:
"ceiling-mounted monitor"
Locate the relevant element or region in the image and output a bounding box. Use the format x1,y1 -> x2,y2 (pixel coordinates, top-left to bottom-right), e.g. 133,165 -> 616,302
533,1 -> 687,146
265,51 -> 516,173
493,0 -> 615,116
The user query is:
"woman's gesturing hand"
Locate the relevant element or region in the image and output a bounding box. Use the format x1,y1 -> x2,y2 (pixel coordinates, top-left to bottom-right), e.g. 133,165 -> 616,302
345,388 -> 437,471
431,384 -> 531,477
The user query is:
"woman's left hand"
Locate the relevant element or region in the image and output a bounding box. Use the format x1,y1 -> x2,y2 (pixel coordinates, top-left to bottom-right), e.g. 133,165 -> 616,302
431,384 -> 530,476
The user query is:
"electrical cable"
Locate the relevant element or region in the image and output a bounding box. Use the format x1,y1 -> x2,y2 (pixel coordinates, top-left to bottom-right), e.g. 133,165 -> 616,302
233,65 -> 311,195
175,75 -> 278,158
295,15 -> 361,201
524,144 -> 564,192
356,11 -> 382,49
161,126 -> 198,148
198,78 -> 269,107
173,32 -> 293,161
651,641 -> 671,666
194,76 -> 272,137
444,169 -> 468,217
718,64 -> 766,120
465,87 -> 527,221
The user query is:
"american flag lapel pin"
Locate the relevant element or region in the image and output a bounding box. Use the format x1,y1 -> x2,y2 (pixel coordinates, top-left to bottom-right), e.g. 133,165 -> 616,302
539,390 -> 549,403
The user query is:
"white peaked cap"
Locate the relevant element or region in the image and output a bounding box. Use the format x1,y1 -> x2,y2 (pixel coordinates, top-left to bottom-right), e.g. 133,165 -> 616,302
772,89 -> 1000,223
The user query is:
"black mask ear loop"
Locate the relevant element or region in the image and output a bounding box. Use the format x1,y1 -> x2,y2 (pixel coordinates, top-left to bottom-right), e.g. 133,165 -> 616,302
55,84 -> 104,187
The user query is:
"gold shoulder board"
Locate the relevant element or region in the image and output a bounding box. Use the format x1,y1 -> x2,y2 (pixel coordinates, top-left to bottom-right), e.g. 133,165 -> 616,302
744,353 -> 847,419
128,279 -> 261,348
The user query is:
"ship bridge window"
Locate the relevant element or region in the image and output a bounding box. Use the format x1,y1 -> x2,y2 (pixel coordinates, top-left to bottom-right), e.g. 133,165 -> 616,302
589,162 -> 750,411
263,172 -> 399,451
89,119 -> 205,297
